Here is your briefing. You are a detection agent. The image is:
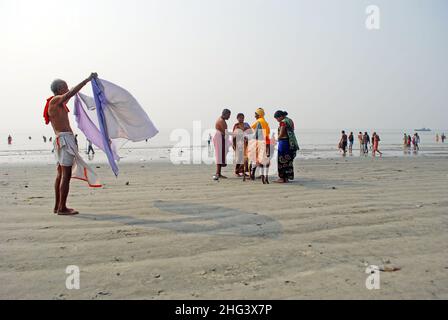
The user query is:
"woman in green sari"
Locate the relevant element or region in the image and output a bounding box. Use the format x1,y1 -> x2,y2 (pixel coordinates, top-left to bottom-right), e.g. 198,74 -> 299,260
274,111 -> 299,183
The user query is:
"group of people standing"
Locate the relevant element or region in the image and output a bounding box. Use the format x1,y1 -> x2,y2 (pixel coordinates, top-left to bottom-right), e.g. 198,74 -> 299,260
213,108 -> 299,184
6,135 -> 54,145
435,133 -> 446,143
42,135 -> 53,143
358,132 -> 382,156
403,133 -> 421,152
338,131 -> 382,156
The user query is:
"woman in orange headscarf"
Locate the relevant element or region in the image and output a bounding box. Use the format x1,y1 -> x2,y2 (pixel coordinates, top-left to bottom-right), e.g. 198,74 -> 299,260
248,108 -> 271,184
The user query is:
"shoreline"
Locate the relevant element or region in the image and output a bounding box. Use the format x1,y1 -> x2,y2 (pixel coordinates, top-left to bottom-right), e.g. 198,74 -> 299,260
0,144 -> 447,167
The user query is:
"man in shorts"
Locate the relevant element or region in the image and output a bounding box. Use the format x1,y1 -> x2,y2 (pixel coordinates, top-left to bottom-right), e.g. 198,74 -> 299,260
44,73 -> 98,215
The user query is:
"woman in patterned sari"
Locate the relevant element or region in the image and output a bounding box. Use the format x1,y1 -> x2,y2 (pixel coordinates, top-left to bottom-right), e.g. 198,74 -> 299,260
274,110 -> 299,183
232,113 -> 251,177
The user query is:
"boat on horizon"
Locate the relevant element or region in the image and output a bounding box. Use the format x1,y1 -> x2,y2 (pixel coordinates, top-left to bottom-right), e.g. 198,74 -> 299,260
415,128 -> 432,132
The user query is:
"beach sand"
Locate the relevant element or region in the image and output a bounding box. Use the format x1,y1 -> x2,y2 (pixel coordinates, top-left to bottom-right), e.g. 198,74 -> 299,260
0,156 -> 447,300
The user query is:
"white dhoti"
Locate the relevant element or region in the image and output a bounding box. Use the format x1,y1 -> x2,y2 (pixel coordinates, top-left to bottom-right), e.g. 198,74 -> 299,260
213,131 -> 231,166
54,132 -> 102,188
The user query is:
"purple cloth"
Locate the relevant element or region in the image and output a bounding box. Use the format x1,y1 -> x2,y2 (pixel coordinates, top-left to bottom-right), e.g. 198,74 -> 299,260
92,78 -> 120,177
74,78 -> 158,177
74,96 -> 119,163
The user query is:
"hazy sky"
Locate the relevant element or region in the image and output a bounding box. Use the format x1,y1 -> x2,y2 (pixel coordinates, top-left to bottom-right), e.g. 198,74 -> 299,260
0,0 -> 447,136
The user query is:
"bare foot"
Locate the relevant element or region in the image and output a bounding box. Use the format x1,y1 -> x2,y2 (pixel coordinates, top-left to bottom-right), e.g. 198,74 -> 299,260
57,208 -> 79,216
274,179 -> 288,184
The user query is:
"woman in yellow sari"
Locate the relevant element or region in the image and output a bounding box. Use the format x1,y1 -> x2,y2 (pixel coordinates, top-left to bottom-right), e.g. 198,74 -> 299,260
248,108 -> 271,184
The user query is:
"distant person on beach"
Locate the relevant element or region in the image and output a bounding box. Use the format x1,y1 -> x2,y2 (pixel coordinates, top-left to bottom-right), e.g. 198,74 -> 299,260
358,132 -> 364,153
7,135 -> 12,145
436,133 -> 440,143
208,134 -> 212,148
43,136 -> 47,143
442,133 -> 446,143
372,132 -> 383,157
348,132 -> 354,154
49,137 -> 54,153
403,133 -> 412,154
232,113 -> 251,177
213,109 -> 231,180
274,110 -> 299,183
414,133 -> 420,151
363,132 -> 370,154
28,136 -> 32,140
372,133 -> 376,155
87,139 -> 95,155
249,108 -> 271,184
339,131 -> 348,156
44,73 -> 98,216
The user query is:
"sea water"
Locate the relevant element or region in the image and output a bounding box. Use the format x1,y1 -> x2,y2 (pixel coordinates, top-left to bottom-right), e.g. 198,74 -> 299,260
0,129 -> 447,166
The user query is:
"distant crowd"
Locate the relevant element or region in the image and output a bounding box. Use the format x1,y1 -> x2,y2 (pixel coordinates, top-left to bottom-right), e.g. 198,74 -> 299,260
335,131 -> 447,157
338,131 -> 383,157
403,133 -> 421,152
435,133 -> 446,143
